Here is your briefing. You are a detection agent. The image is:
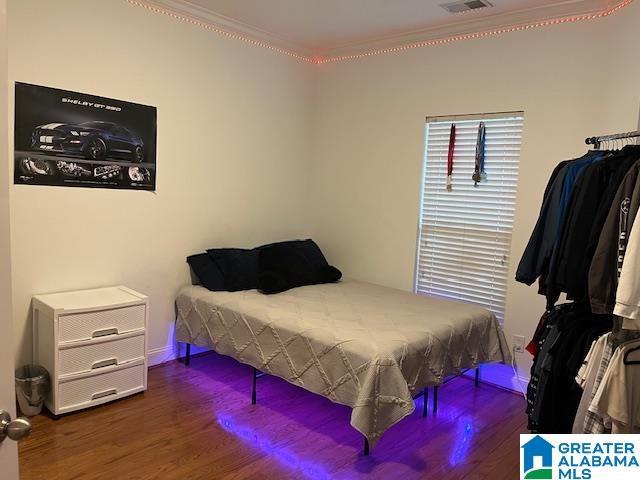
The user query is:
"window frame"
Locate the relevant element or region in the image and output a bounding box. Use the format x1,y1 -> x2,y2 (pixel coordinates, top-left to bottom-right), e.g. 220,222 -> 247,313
413,111 -> 525,324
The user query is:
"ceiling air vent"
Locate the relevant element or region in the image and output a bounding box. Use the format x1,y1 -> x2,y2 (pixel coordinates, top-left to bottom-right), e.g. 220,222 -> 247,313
440,0 -> 493,14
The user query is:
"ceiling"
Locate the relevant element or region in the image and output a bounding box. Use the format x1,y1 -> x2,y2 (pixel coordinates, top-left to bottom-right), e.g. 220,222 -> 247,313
143,0 -> 622,59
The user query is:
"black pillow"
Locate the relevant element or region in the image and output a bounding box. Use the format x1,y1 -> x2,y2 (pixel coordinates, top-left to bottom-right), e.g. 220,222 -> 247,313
186,253 -> 225,291
258,239 -> 341,294
207,248 -> 261,292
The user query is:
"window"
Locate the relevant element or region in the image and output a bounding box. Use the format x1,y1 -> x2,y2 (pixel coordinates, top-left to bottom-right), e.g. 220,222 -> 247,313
415,112 -> 524,323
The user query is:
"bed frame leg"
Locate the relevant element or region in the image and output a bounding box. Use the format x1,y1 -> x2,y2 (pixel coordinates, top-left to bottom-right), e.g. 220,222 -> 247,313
422,388 -> 429,418
184,343 -> 191,366
363,438 -> 370,456
475,367 -> 480,387
433,386 -> 439,414
251,367 -> 257,405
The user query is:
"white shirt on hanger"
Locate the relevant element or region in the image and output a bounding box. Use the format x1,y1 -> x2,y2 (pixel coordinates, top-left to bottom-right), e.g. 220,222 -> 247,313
573,333 -> 608,433
591,340 -> 640,433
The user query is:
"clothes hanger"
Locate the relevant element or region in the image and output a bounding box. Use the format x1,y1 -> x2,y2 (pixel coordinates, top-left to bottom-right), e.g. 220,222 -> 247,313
622,337 -> 640,433
623,344 -> 640,365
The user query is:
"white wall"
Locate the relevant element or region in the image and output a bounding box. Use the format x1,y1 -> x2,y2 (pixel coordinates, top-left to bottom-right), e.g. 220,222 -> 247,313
310,2 -> 640,387
8,0 -> 639,386
8,0 -> 314,366
601,2 -> 640,132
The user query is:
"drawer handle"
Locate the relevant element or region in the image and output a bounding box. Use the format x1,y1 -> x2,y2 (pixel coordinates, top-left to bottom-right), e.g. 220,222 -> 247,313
91,358 -> 118,370
92,328 -> 119,338
91,389 -> 117,400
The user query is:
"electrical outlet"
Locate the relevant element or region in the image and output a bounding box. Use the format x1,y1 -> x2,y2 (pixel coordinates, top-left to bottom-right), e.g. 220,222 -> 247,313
512,335 -> 526,353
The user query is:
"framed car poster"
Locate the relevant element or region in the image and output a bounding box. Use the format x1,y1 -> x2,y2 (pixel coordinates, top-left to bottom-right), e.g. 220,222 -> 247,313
14,82 -> 157,190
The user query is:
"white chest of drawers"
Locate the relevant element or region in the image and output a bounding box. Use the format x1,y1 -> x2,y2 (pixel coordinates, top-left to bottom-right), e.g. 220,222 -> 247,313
32,286 -> 148,415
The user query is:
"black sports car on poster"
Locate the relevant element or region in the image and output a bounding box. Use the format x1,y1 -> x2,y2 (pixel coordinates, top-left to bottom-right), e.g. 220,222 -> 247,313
30,121 -> 145,162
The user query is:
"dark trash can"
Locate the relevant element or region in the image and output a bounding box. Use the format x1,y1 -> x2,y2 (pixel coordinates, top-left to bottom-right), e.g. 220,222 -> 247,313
15,365 -> 49,416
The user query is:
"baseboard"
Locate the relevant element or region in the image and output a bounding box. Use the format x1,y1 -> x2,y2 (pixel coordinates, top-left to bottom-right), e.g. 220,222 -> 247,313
463,363 -> 529,395
147,344 -> 211,367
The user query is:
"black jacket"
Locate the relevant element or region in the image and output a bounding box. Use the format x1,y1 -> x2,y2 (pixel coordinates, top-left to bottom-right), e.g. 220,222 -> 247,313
589,158 -> 640,313
516,160 -> 573,285
545,147 -> 640,306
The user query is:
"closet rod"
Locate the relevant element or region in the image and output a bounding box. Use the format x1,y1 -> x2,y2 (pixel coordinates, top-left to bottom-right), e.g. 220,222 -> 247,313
585,130 -> 640,148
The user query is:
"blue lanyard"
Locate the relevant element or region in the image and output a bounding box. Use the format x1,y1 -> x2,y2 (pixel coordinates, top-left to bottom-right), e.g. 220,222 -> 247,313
473,122 -> 486,187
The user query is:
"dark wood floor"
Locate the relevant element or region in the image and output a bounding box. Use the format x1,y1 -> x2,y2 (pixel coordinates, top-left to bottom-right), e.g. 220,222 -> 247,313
19,352 -> 527,480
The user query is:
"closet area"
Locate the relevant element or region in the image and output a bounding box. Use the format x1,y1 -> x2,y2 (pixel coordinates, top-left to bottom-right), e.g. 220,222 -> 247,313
517,130 -> 640,435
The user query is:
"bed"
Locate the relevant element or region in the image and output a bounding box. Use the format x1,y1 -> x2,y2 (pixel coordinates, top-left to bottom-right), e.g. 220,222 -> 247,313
175,278 -> 510,451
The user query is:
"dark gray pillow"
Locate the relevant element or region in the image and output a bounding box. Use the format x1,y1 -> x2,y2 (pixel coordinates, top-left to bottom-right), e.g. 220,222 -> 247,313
258,239 -> 342,294
186,253 -> 225,291
207,248 -> 261,292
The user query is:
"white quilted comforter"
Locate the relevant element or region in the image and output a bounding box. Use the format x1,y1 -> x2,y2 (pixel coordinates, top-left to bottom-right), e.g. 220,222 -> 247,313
175,279 -> 510,445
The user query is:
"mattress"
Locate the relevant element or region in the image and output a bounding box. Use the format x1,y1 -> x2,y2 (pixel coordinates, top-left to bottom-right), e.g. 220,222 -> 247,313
175,279 -> 510,446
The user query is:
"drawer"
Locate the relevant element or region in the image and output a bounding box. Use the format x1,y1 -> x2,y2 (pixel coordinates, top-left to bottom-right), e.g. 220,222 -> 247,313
58,362 -> 145,412
59,333 -> 145,377
58,304 -> 145,343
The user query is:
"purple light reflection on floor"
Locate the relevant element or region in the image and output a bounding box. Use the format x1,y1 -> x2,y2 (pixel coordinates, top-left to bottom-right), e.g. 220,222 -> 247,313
448,417 -> 475,466
214,388 -> 474,479
184,352 -> 500,479
217,414 -> 332,480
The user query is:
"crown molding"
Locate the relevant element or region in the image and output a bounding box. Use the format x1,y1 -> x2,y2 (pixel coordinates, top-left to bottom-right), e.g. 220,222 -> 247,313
318,0 -> 633,62
126,0 -> 315,60
318,0 -> 610,58
125,0 -> 633,64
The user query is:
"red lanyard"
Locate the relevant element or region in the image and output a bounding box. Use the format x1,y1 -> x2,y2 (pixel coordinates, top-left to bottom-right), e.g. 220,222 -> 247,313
446,124 -> 456,191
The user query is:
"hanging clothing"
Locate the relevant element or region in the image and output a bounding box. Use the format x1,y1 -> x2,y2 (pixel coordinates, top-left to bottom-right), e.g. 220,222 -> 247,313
614,209 -> 640,320
558,152 -> 607,228
526,310 -> 552,356
572,333 -> 610,433
622,171 -> 640,325
550,316 -> 611,433
519,137 -> 640,436
575,332 -> 640,434
545,147 -> 640,307
583,336 -> 615,434
527,308 -> 563,432
526,304 -> 611,433
516,159 -> 575,286
620,317 -> 640,331
589,159 -> 640,314
614,156 -> 640,321
545,160 -> 575,198
516,151 -> 605,287
591,339 -> 640,433
628,169 -> 640,230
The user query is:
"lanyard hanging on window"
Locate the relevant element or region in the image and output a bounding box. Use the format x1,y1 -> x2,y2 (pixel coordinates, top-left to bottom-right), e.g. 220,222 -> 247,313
473,121 -> 486,187
446,124 -> 456,191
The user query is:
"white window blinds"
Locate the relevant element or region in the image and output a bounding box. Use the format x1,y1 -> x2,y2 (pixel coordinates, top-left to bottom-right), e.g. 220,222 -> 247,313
415,113 -> 524,323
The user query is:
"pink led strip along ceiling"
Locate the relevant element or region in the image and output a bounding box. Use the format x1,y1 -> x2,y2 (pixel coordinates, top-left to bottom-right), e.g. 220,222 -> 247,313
124,0 -> 313,62
126,0 -> 634,64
